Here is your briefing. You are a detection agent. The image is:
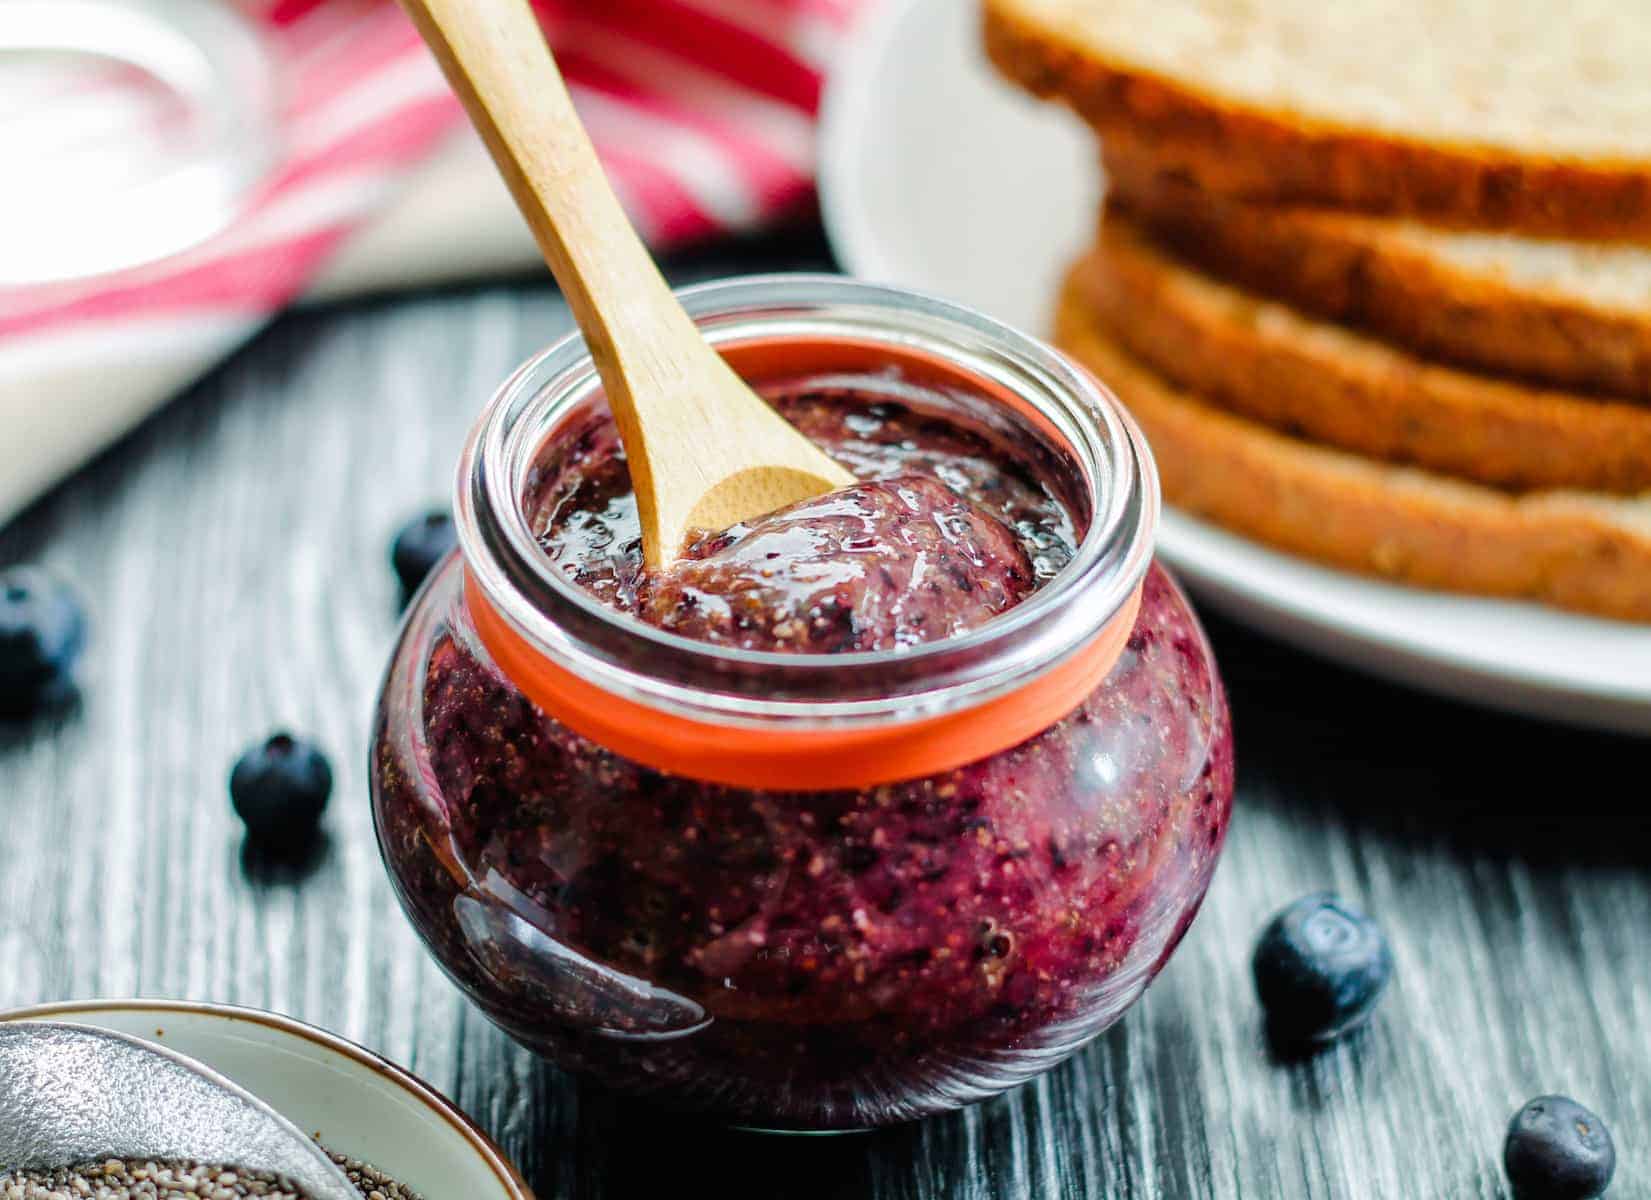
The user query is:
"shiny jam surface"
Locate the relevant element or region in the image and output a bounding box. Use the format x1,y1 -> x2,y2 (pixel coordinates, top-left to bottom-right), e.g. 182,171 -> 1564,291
528,382 -> 1077,652
372,371 -> 1234,1129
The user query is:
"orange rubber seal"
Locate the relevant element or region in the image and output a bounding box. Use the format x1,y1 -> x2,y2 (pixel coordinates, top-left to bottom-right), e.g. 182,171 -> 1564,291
465,571 -> 1142,792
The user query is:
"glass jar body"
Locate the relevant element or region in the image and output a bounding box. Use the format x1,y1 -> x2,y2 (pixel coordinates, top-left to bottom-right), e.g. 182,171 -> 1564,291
371,556 -> 1233,1130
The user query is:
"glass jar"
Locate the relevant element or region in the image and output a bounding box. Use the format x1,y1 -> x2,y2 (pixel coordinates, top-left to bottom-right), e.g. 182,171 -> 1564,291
371,276 -> 1234,1131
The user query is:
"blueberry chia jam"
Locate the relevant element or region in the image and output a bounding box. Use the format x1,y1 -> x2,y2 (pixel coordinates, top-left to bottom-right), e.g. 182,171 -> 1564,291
527,390 -> 1070,652
371,278 -> 1234,1130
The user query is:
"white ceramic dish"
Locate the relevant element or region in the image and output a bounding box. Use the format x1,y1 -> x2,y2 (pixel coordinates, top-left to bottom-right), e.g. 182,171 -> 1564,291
0,1000 -> 533,1199
819,0 -> 1651,736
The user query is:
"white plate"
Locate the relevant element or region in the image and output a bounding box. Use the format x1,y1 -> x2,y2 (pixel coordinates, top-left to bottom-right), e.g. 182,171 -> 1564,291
0,1000 -> 533,1199
819,0 -> 1651,736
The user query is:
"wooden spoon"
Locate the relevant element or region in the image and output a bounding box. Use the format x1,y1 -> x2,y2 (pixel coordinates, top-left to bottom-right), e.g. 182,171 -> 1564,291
398,0 -> 854,568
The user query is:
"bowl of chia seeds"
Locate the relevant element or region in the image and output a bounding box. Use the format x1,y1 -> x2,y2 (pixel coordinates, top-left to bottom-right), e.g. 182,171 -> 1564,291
0,1000 -> 532,1200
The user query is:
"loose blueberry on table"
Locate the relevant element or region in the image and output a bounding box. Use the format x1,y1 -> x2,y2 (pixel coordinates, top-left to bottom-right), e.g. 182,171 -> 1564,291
391,510 -> 458,600
0,566 -> 86,718
1252,892 -> 1393,1045
1504,1095 -> 1616,1200
230,733 -> 333,850
373,375 -> 1235,1129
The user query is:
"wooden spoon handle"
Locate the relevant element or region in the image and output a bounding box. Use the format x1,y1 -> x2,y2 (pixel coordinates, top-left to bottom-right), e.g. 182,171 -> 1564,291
399,0 -> 853,566
397,0 -> 693,367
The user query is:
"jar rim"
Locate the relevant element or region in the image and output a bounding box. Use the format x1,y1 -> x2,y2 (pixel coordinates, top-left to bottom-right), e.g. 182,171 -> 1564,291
454,274 -> 1159,730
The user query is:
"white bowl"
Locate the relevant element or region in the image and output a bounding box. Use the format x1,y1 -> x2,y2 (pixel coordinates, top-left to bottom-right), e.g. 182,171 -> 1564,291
0,999 -> 533,1199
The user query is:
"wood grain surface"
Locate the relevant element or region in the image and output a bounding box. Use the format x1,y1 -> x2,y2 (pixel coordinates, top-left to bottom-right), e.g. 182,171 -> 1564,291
2,232 -> 1646,1199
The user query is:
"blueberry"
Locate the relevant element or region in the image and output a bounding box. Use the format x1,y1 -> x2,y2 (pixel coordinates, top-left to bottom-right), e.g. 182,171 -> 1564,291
1252,892 -> 1392,1044
391,510 -> 457,598
0,567 -> 86,717
230,734 -> 332,849
1505,1095 -> 1615,1200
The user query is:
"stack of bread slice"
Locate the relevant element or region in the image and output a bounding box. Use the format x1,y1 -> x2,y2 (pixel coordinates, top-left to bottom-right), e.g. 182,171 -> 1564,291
984,0 -> 1651,622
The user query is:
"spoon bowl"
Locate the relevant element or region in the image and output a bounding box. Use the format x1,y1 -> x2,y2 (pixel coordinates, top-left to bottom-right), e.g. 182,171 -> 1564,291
0,1021 -> 359,1199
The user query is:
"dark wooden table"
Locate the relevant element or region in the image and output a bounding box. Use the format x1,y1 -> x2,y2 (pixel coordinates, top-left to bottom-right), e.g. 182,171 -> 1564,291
3,230 -> 1647,1199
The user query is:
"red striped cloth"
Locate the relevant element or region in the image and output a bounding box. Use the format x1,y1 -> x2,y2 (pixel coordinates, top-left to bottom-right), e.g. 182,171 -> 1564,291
0,0 -> 866,522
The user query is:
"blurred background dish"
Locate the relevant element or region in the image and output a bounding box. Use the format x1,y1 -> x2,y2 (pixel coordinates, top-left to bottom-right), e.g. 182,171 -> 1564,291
819,0 -> 1651,735
0,0 -> 280,286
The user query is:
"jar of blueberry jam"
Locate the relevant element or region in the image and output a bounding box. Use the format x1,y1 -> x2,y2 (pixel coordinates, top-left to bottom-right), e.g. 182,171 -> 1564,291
371,277 -> 1233,1130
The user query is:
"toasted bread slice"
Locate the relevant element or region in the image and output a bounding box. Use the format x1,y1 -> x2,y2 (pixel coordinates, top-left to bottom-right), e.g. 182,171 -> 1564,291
1105,153 -> 1651,399
1055,265 -> 1651,623
985,0 -> 1651,239
1077,218 -> 1651,494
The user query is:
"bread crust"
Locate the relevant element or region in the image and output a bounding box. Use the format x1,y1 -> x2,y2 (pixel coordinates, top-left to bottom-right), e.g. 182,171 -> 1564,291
1054,269 -> 1651,623
1104,152 -> 1651,400
985,1 -> 1651,240
1078,220 -> 1651,493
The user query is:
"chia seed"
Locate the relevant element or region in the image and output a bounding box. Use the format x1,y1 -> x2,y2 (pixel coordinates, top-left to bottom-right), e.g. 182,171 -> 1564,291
0,1151 -> 425,1200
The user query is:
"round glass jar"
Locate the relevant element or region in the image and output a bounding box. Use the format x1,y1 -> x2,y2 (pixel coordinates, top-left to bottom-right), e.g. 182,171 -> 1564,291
371,276 -> 1234,1131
